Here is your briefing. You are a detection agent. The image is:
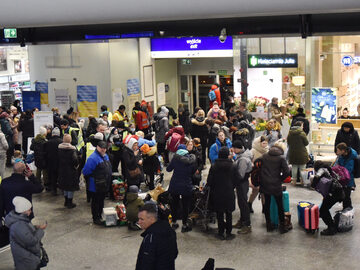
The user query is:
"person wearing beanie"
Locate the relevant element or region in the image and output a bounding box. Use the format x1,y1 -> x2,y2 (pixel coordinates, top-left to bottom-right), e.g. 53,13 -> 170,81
207,146 -> 236,240
186,139 -> 203,186
232,140 -> 254,234
125,185 -> 144,231
290,107 -> 310,135
122,136 -> 144,188
30,127 -> 48,190
334,122 -> 360,155
4,196 -> 47,270
166,141 -> 196,233
135,101 -> 151,135
190,109 -> 208,167
44,126 -> 63,195
153,106 -> 170,164
141,144 -> 160,190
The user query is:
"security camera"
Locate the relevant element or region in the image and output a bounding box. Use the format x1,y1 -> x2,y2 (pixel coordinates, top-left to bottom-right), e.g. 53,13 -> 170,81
219,28 -> 227,43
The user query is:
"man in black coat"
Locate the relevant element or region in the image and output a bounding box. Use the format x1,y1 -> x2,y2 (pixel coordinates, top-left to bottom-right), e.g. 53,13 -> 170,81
291,107 -> 310,135
334,122 -> 360,154
44,127 -> 63,195
136,204 -> 178,270
0,162 -> 43,220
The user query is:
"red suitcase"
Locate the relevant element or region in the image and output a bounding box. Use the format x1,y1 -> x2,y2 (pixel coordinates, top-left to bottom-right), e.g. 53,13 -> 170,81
298,201 -> 319,234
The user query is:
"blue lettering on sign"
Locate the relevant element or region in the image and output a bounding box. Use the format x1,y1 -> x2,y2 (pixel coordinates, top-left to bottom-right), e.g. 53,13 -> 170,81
342,55 -> 353,67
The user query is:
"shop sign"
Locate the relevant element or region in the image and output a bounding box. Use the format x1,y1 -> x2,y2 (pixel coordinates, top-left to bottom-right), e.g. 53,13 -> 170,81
341,55 -> 360,67
248,54 -> 298,68
218,70 -> 228,76
4,28 -> 17,39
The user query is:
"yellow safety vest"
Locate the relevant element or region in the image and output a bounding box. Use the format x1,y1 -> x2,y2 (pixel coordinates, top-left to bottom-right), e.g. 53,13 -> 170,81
113,111 -> 129,127
86,142 -> 96,160
63,127 -> 85,151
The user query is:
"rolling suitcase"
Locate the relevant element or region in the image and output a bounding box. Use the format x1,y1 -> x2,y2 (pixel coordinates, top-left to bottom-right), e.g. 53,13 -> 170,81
270,190 -> 289,226
297,201 -> 319,233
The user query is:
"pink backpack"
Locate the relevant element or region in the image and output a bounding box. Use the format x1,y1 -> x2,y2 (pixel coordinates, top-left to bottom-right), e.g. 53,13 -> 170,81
166,132 -> 182,152
331,165 -> 350,187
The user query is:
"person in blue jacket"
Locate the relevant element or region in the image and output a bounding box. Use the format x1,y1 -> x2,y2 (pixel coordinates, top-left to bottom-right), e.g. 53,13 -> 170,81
335,142 -> 357,210
209,130 -> 232,163
135,131 -> 156,148
82,140 -> 112,225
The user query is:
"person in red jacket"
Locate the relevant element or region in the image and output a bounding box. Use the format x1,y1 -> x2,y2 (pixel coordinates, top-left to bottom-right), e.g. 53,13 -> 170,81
209,84 -> 221,109
135,101 -> 150,134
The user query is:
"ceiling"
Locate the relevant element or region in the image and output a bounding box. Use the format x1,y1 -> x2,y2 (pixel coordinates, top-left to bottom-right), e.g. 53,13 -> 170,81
2,0 -> 360,28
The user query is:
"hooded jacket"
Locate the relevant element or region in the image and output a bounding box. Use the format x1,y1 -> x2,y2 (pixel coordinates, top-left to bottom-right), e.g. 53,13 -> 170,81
30,134 -> 47,170
142,147 -> 160,175
154,108 -> 169,144
5,211 -> 44,270
232,128 -> 253,150
233,149 -> 254,183
58,142 -> 79,191
260,146 -> 289,196
335,147 -> 358,187
287,126 -> 309,165
291,113 -> 310,135
190,116 -> 208,148
209,138 -> 232,163
334,122 -> 360,154
0,112 -> 13,146
44,135 -> 63,170
251,136 -> 269,161
136,220 -> 178,270
164,126 -> 185,144
125,192 -> 144,222
166,152 -> 196,196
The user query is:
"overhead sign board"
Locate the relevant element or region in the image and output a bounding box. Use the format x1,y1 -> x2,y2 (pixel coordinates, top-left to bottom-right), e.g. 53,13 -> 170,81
151,36 -> 233,58
248,54 -> 298,68
4,28 -> 17,39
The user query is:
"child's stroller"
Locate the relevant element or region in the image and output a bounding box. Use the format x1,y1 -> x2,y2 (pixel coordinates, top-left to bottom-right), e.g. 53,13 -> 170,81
189,185 -> 213,231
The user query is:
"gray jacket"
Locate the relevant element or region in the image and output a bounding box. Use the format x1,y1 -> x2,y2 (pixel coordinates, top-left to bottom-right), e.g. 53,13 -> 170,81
154,111 -> 169,144
0,130 -> 9,155
5,211 -> 44,270
234,149 -> 253,181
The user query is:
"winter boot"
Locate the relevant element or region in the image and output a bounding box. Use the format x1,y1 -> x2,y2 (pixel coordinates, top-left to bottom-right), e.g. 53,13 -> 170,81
321,224 -> 337,236
67,198 -> 77,209
266,221 -> 275,232
64,196 -> 68,207
248,202 -> 254,214
279,222 -> 289,234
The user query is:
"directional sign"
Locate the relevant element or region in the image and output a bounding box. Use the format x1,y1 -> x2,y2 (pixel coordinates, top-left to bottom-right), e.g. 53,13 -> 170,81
4,28 -> 17,39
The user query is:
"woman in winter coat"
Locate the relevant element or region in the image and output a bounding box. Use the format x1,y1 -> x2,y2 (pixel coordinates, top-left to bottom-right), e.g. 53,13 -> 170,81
153,106 -> 169,159
30,127 -> 48,188
166,144 -> 196,233
207,146 -> 236,240
334,122 -> 360,154
259,141 -> 289,233
209,130 -> 232,163
0,129 -> 9,179
5,196 -> 46,270
140,144 -> 160,190
263,118 -> 282,147
58,134 -> 79,209
18,110 -> 34,156
122,137 -> 144,187
178,103 -> 191,135
287,121 -> 309,185
186,139 -> 203,186
248,136 -> 269,213
190,109 -> 208,165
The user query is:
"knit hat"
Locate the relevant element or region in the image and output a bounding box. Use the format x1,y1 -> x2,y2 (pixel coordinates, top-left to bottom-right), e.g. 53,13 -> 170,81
52,127 -> 60,137
128,185 -> 139,194
218,146 -> 230,159
232,140 -> 244,149
126,137 -> 138,150
94,132 -> 104,141
13,196 -> 32,213
177,144 -> 186,150
141,100 -> 147,107
211,84 -> 218,90
97,140 -> 107,149
39,126 -> 47,136
161,106 -> 169,115
140,144 -> 151,154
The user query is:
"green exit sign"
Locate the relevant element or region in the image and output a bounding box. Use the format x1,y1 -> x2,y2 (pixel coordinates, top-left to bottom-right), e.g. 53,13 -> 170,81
182,59 -> 191,65
4,28 -> 17,38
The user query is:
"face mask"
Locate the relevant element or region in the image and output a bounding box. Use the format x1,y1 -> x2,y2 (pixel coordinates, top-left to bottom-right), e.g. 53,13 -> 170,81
130,128 -> 135,133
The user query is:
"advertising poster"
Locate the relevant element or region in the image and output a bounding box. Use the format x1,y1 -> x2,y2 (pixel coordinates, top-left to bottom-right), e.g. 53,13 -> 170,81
54,89 -> 70,114
157,83 -> 166,106
35,82 -> 49,106
22,91 -> 41,111
33,111 -> 53,136
127,79 -> 140,96
77,85 -> 97,117
311,88 -> 337,124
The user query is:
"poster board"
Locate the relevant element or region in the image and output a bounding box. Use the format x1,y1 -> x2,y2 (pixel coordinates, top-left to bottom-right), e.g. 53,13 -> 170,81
54,89 -> 70,114
33,111 -> 54,136
157,83 -> 166,106
112,88 -> 124,112
143,65 -> 154,97
311,88 -> 337,124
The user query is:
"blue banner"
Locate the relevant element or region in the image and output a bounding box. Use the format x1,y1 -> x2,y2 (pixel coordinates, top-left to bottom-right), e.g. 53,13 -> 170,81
311,88 -> 337,124
77,85 -> 97,102
35,82 -> 48,93
127,79 -> 140,96
22,91 -> 41,111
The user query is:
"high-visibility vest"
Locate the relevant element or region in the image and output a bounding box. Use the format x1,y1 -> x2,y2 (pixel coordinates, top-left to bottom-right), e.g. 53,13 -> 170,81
63,127 -> 85,151
113,111 -> 129,126
137,111 -> 149,130
86,142 -> 96,160
132,109 -> 139,124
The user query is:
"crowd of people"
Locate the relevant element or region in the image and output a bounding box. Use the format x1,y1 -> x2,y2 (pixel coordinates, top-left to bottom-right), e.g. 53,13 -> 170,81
0,85 -> 359,269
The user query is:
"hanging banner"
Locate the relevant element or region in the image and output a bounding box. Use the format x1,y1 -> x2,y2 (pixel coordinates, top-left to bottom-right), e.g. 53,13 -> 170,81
127,79 -> 140,96
157,83 -> 166,106
77,85 -> 97,117
55,89 -> 70,114
33,111 -> 54,136
311,87 -> 337,124
22,91 -> 41,111
35,82 -> 49,106
112,88 -> 124,112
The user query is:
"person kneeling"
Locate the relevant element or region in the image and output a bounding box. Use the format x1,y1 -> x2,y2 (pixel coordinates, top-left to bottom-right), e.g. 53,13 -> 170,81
126,185 -> 144,230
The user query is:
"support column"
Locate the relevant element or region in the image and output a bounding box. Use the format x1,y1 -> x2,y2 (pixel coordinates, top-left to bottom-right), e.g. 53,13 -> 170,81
240,38 -> 248,102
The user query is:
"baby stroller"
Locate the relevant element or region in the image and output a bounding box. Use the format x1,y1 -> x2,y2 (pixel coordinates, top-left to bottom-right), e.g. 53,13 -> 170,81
189,185 -> 213,231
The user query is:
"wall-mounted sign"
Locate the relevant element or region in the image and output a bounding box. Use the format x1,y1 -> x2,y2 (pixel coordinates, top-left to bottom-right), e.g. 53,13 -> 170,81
248,54 -> 298,68
311,87 -> 337,124
151,36 -> 233,58
182,59 -> 192,65
341,55 -> 360,67
4,28 -> 17,39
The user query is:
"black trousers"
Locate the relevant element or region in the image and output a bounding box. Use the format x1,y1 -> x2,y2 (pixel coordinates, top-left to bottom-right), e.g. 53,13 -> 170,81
111,150 -> 122,173
201,143 -> 207,165
320,195 -> 338,226
91,192 -> 106,221
146,174 -> 155,190
343,187 -> 352,209
264,193 -> 285,223
236,181 -> 251,226
216,211 -> 232,235
47,167 -> 58,192
170,194 -> 191,225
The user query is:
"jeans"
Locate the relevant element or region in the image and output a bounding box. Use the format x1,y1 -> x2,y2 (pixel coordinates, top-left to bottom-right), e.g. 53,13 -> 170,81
91,192 -> 106,221
216,211 -> 232,235
320,195 -> 338,226
64,191 -> 74,199
170,194 -> 191,225
264,193 -> 285,223
343,187 -> 352,209
236,181 -> 251,226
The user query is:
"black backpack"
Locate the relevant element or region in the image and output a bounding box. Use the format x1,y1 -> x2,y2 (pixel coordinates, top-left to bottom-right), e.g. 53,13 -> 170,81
250,158 -> 262,187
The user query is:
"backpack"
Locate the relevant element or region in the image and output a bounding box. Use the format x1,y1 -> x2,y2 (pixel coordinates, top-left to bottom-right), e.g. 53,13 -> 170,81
353,155 -> 360,178
334,207 -> 354,232
208,90 -> 216,101
332,165 -> 351,187
250,158 -> 262,187
166,132 -> 182,152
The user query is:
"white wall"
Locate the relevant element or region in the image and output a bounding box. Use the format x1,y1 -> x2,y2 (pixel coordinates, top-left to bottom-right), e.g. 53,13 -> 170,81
178,58 -> 233,76
247,68 -> 282,101
155,59 -> 178,110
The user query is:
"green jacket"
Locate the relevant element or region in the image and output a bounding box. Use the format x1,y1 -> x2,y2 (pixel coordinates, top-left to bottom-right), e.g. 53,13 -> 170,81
287,127 -> 309,165
125,193 -> 144,222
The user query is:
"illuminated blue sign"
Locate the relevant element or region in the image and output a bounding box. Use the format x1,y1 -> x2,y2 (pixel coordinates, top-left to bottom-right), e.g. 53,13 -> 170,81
342,55 -> 353,67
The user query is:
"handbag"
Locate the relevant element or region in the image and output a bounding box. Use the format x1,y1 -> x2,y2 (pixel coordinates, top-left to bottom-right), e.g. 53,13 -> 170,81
128,167 -> 141,178
39,245 -> 49,268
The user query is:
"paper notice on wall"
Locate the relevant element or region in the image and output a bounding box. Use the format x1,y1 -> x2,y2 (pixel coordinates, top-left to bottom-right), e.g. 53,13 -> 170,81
54,89 -> 70,114
157,83 -> 166,106
128,94 -> 141,109
33,111 -> 54,136
112,88 -> 124,111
